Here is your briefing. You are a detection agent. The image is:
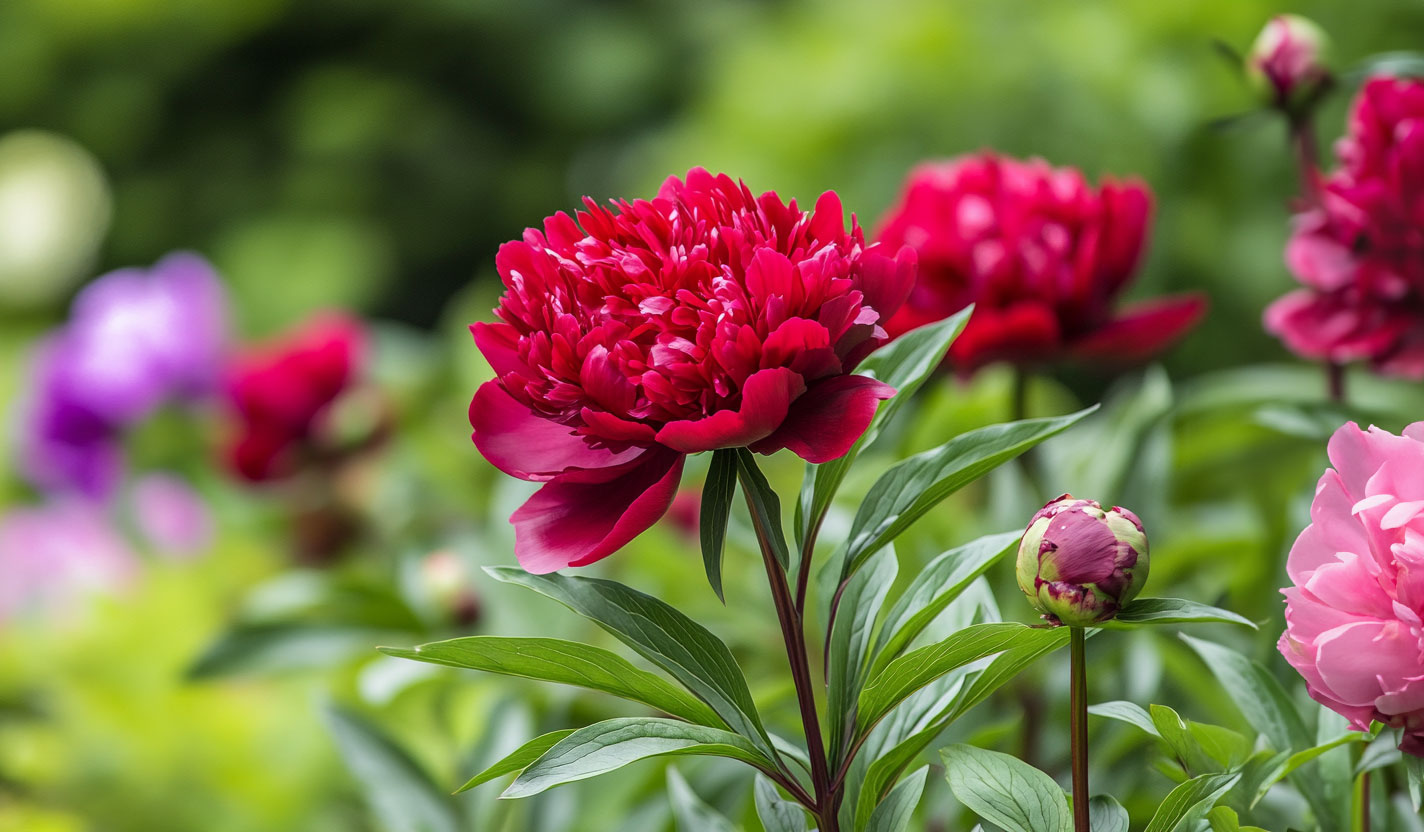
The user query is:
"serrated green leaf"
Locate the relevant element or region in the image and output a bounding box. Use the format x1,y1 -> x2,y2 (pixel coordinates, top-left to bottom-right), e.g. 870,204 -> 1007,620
457,729 -> 576,792
1089,794 -> 1129,832
503,718 -> 774,799
667,767 -> 742,832
699,449 -> 739,602
1105,598 -> 1257,630
378,636 -> 722,727
1088,700 -> 1161,738
870,531 -> 1020,675
859,623 -> 1062,733
828,545 -> 898,761
868,765 -> 927,832
839,407 -> 1097,581
754,774 -> 808,832
1143,772 -> 1240,832
734,449 -> 789,569
941,744 -> 1071,832
324,705 -> 461,832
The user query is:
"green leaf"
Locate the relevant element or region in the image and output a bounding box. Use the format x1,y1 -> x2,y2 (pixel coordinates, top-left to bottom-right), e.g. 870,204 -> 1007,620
1143,772 -> 1240,832
1088,795 -> 1130,832
1088,700 -> 1161,738
378,636 -> 721,728
1179,635 -> 1310,751
1406,753 -> 1423,811
700,449 -> 739,601
941,744 -> 1071,832
1208,805 -> 1273,831
859,623 -> 1063,733
869,531 -> 1021,675
828,545 -> 898,761
839,407 -> 1097,581
486,568 -> 771,754
324,705 -> 461,832
867,765 -> 928,832
735,449 -> 790,569
503,718 -> 775,799
456,729 -> 576,793
667,767 -> 742,832
1105,598 -> 1257,629
796,308 -> 973,545
754,774 -> 808,832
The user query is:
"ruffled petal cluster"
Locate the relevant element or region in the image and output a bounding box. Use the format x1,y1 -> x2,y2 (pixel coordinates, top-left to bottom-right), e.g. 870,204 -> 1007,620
225,313 -> 366,481
1279,422 -> 1424,757
1266,77 -> 1424,378
471,167 -> 915,572
873,153 -> 1204,374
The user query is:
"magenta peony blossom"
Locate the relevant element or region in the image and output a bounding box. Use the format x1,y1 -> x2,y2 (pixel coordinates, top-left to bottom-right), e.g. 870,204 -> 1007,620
1265,77 -> 1424,378
1279,421 -> 1424,757
873,154 -> 1205,374
470,168 -> 915,572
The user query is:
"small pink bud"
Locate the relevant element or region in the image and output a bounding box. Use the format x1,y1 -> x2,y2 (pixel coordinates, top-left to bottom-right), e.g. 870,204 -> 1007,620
1247,15 -> 1331,113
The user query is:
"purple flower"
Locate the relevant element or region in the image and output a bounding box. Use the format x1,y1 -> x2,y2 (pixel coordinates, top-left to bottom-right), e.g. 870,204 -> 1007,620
0,500 -> 137,621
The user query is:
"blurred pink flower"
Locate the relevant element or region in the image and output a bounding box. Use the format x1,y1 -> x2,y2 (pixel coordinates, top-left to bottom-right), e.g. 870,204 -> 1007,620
470,168 -> 914,572
873,154 -> 1204,374
1279,421 -> 1424,757
1266,77 -> 1424,378
130,473 -> 213,558
1247,15 -> 1330,112
0,500 -> 137,621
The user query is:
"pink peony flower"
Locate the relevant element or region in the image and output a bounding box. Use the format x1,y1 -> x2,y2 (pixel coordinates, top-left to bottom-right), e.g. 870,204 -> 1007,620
873,154 -> 1205,374
1265,77 -> 1424,378
470,168 -> 915,572
1279,421 -> 1424,757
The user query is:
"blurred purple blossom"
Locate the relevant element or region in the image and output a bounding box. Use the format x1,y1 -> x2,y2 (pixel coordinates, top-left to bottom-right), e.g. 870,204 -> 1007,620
0,500 -> 137,621
130,473 -> 214,558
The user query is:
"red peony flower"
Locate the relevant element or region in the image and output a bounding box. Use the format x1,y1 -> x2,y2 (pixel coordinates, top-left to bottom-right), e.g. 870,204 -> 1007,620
873,153 -> 1205,374
470,168 -> 915,573
225,313 -> 366,481
1266,77 -> 1424,378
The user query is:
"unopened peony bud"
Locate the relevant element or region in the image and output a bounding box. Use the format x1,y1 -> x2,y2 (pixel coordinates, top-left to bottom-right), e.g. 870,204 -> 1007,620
1247,15 -> 1331,113
1016,495 -> 1148,627
420,550 -> 482,628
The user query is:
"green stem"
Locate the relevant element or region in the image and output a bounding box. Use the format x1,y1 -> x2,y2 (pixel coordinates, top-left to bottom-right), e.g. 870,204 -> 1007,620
1070,627 -> 1089,832
1353,769 -> 1370,832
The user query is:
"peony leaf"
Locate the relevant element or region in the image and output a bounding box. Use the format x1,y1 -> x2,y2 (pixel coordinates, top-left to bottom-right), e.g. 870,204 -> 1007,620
1142,772 -> 1240,832
867,765 -> 927,832
1105,597 -> 1257,629
734,448 -> 790,569
456,729 -> 576,793
827,545 -> 898,762
1088,700 -> 1161,738
941,744 -> 1072,832
796,307 -> 973,548
502,718 -> 773,799
1178,634 -> 1311,751
699,449 -> 739,602
839,406 -> 1098,581
486,568 -> 773,756
754,774 -> 808,832
378,636 -> 722,728
324,704 -> 461,832
1089,795 -> 1129,832
667,767 -> 742,832
869,531 -> 1020,675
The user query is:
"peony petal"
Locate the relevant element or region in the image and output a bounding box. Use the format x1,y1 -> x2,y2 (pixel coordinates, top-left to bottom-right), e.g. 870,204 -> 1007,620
750,375 -> 894,463
655,367 -> 806,453
471,322 -> 525,377
1314,620 -> 1422,706
511,450 -> 686,573
470,382 -> 649,482
1068,295 -> 1207,362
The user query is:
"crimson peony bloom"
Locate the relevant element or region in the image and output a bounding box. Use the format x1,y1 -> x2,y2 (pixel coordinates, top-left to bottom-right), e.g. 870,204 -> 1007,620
873,154 -> 1205,374
470,168 -> 915,572
225,313 -> 366,481
1279,422 -> 1424,757
1266,77 -> 1424,378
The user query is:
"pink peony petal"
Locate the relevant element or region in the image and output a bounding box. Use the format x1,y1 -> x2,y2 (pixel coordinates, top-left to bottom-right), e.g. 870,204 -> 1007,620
655,367 -> 806,454
471,382 -> 650,483
510,450 -> 686,573
750,375 -> 894,463
1315,620 -> 1422,706
471,322 -> 525,377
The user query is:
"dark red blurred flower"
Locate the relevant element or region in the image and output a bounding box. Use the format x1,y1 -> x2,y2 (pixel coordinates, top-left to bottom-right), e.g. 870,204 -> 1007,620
874,154 -> 1205,374
470,168 -> 915,572
1266,77 -> 1424,378
226,314 -> 365,481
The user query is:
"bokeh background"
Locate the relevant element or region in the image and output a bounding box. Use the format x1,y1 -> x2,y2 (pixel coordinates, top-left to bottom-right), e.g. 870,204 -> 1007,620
3,1 -> 1424,830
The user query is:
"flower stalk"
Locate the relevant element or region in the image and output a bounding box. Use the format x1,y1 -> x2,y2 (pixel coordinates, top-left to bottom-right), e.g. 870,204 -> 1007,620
1070,626 -> 1089,832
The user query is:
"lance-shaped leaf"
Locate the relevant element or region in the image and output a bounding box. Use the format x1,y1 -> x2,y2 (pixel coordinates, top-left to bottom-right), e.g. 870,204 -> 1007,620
754,774 -> 808,832
1143,772 -> 1240,832
869,531 -> 1020,675
457,729 -> 576,792
378,637 -> 722,728
735,449 -> 789,569
1104,598 -> 1257,629
503,718 -> 774,799
797,308 -> 973,545
827,546 -> 898,762
487,568 -> 771,753
858,623 -> 1061,732
667,767 -> 742,832
1179,635 -> 1310,751
1089,795 -> 1129,832
700,449 -> 739,601
868,765 -> 928,832
941,744 -> 1071,832
1088,700 -> 1161,738
324,705 -> 461,832
839,407 -> 1097,581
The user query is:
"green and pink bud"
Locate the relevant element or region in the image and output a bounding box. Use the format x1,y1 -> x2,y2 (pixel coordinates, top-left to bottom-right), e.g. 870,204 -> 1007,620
1246,15 -> 1331,114
1016,495 -> 1148,627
